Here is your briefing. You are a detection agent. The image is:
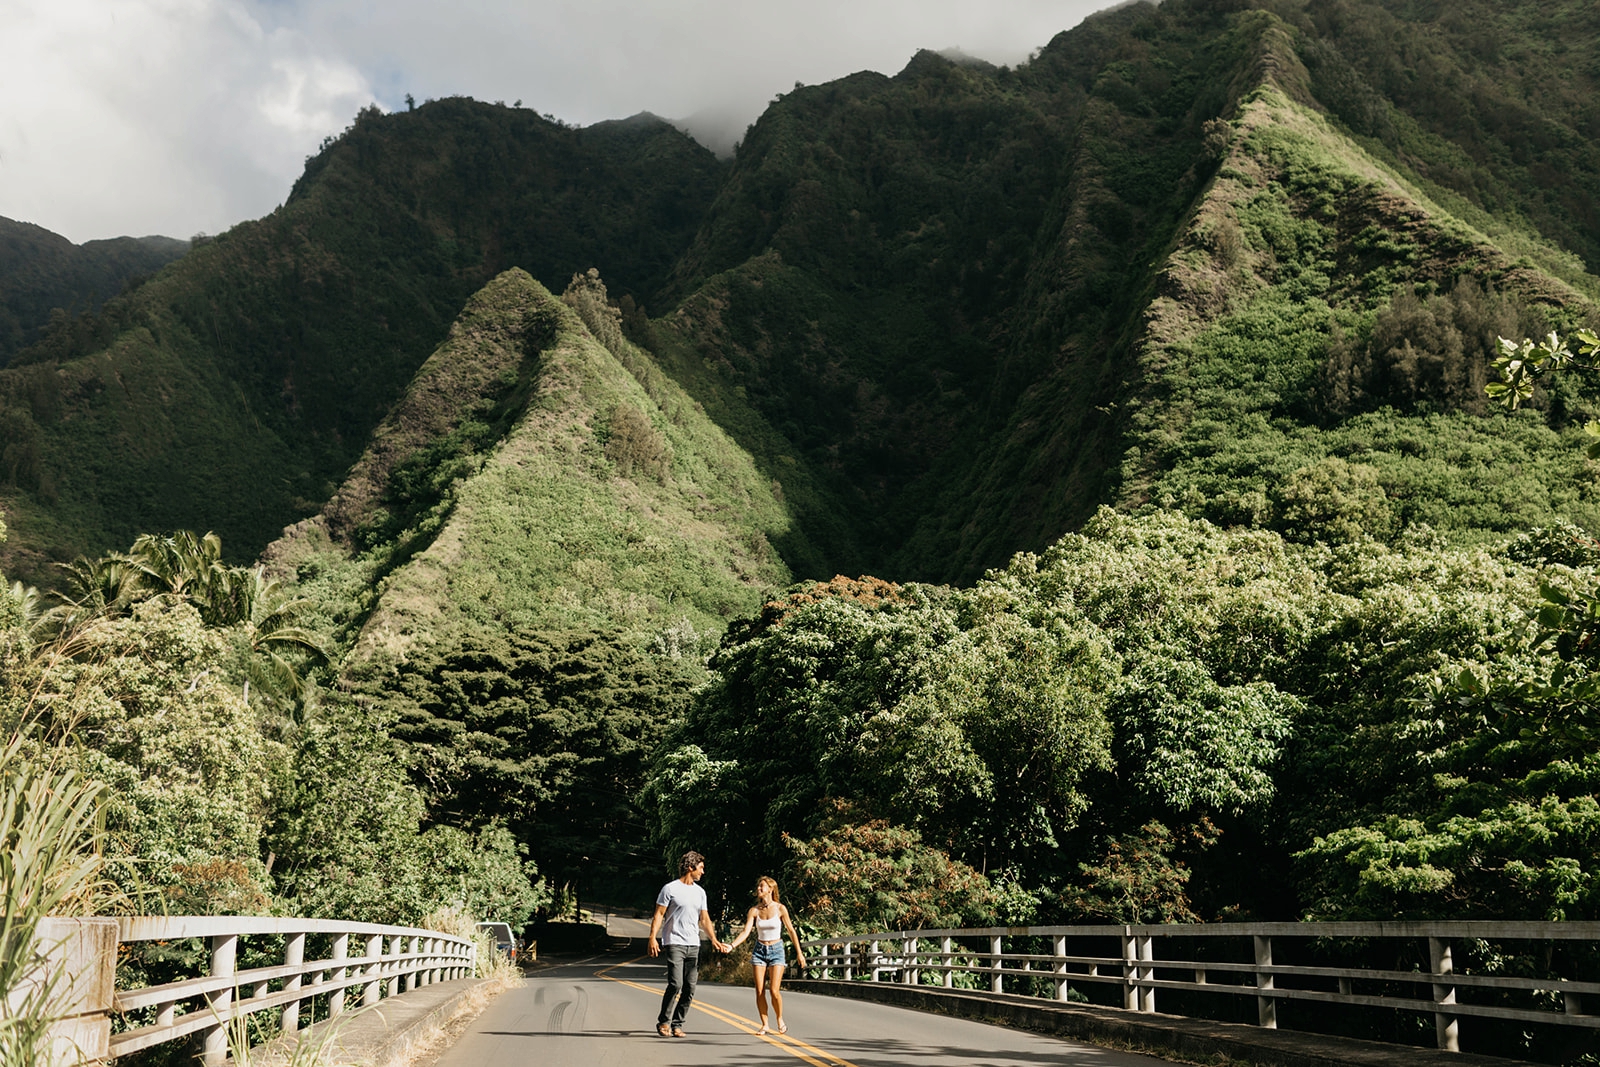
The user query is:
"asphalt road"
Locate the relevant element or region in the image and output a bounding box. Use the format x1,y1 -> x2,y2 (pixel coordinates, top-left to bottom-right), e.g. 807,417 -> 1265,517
428,950 -> 1177,1067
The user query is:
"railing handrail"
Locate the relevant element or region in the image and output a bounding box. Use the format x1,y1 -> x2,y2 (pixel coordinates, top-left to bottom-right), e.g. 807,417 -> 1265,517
798,921 -> 1600,1054
119,914 -> 479,942
802,919 -> 1600,941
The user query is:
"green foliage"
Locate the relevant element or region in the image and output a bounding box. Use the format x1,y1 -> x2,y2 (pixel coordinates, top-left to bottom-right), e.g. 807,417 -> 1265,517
1058,820 -> 1216,924
1320,280 -> 1539,417
782,804 -> 997,933
1489,327 -> 1600,415
377,626 -> 698,892
0,523 -> 544,927
267,695 -> 546,926
647,507 -> 1590,924
1107,658 -> 1295,814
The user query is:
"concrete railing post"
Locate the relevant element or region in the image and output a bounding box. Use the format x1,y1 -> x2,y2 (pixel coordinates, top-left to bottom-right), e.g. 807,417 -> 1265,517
1430,937 -> 1460,1052
386,936 -> 400,998
202,933 -> 237,1066
1122,931 -> 1138,1010
363,933 -> 383,1006
869,940 -> 880,982
329,933 -> 349,1015
943,937 -> 954,989
1254,935 -> 1276,1028
1139,935 -> 1156,1013
281,932 -> 305,1034
34,918 -> 118,1066
990,935 -> 1003,994
1053,934 -> 1069,1002
903,937 -> 918,986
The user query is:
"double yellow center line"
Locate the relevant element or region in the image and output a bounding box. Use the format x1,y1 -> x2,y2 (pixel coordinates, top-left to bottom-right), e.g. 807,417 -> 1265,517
596,956 -> 862,1067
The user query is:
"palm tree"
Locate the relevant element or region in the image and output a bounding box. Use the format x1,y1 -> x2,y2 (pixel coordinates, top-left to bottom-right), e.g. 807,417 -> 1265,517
53,555 -> 140,620
1,581 -> 44,637
125,531 -> 238,623
44,531 -> 331,718
227,567 -> 329,706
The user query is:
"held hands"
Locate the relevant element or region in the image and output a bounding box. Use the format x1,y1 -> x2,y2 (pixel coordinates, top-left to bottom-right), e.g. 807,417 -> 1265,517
714,939 -> 731,954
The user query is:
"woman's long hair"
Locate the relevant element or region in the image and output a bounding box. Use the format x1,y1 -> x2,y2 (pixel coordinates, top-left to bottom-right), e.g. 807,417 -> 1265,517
757,875 -> 780,902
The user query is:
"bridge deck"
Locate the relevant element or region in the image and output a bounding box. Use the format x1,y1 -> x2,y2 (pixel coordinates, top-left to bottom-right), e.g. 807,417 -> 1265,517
427,951 -> 1174,1067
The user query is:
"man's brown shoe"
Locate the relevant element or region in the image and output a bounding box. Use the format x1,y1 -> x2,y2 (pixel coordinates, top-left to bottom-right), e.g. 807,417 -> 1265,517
656,1023 -> 670,1037
672,1027 -> 687,1037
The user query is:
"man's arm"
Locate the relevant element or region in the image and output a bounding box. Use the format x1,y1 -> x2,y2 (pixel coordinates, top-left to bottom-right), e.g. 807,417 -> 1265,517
699,909 -> 729,953
647,903 -> 667,957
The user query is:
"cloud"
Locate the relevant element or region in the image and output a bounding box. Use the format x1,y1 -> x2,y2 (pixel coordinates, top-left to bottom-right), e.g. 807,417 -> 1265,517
0,0 -> 1119,243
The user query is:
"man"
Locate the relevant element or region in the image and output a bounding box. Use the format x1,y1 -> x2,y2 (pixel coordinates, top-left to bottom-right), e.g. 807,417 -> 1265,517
648,850 -> 728,1037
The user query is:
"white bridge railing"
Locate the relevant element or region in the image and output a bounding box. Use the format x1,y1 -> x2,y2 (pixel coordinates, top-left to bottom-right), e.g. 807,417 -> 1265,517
39,915 -> 475,1064
800,921 -> 1600,1052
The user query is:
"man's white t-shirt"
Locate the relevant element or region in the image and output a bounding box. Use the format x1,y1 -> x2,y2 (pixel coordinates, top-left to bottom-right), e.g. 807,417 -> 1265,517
656,879 -> 708,946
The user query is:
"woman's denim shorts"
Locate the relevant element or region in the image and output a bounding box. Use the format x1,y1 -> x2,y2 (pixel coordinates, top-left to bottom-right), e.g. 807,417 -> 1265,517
751,941 -> 787,967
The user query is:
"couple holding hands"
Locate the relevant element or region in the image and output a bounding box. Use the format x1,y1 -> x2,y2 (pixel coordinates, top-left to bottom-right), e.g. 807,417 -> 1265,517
647,850 -> 807,1037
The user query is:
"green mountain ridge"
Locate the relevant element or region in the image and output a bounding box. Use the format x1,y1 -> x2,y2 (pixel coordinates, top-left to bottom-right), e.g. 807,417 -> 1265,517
0,102 -> 723,583
0,216 -> 187,364
259,266 -> 794,890
268,267 -> 792,659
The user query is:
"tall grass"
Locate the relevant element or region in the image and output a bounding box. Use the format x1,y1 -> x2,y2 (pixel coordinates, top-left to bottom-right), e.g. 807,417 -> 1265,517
0,729 -> 116,1066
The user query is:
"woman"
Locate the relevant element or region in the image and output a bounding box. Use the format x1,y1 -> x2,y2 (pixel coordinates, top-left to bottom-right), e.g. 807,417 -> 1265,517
727,875 -> 806,1035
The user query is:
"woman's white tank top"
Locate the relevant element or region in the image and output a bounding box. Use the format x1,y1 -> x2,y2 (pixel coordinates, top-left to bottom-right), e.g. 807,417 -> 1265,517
755,907 -> 782,942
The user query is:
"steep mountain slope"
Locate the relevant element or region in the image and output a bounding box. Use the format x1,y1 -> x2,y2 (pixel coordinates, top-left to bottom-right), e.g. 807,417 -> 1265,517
271,267 -> 792,654
1124,69 -> 1600,539
1295,0 -> 1600,276
0,217 -> 186,363
0,103 -> 722,583
651,0 -> 1600,581
265,267 -> 793,887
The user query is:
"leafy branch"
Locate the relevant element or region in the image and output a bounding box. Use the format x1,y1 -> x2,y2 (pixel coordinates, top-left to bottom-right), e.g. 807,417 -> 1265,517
1488,328 -> 1600,451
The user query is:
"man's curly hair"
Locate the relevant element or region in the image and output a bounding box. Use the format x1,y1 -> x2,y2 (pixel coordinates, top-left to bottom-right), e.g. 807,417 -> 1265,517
679,851 -> 706,875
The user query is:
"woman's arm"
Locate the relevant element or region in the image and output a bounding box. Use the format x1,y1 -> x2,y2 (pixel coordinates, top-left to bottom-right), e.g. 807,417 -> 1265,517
779,904 -> 806,968
727,907 -> 758,949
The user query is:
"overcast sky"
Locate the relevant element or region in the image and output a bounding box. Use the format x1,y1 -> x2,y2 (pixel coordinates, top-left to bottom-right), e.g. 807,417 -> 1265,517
1,1 -> 1128,245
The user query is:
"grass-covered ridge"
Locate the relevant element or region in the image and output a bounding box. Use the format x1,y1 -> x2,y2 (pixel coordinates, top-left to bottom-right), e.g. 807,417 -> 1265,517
1124,73 -> 1600,543
341,268 -> 793,656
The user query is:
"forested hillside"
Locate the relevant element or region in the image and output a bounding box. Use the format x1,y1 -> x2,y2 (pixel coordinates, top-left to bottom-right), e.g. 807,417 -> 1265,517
4,0 -> 1600,1034
0,103 -> 722,582
0,217 -> 186,364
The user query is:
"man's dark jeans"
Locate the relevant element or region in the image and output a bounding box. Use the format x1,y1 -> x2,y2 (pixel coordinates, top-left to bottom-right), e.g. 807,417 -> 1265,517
658,943 -> 700,1028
